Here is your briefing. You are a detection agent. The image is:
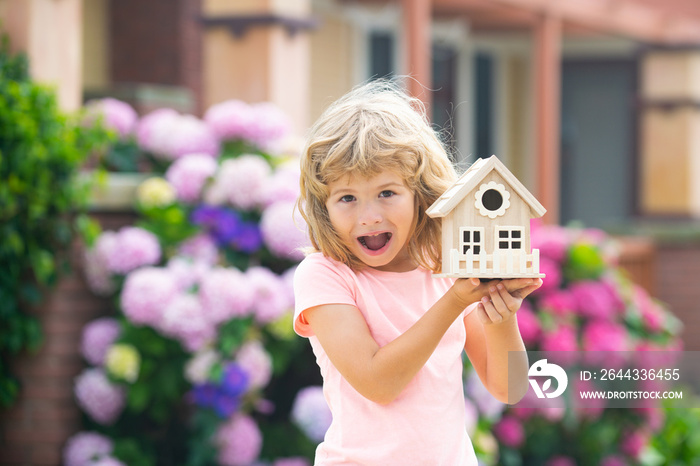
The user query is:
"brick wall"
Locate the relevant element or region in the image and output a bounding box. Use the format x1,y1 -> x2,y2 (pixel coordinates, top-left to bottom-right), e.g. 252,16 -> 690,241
0,212 -> 135,466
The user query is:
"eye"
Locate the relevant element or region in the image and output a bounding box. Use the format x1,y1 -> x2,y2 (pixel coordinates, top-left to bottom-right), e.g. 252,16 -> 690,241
379,190 -> 395,198
339,194 -> 355,203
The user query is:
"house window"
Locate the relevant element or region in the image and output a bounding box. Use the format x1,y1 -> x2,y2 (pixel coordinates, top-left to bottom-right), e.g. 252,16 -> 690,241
496,227 -> 524,250
475,182 -> 511,218
460,227 -> 484,255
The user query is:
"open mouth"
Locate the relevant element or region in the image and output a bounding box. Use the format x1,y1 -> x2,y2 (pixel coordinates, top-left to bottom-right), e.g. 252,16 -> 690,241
358,232 -> 392,251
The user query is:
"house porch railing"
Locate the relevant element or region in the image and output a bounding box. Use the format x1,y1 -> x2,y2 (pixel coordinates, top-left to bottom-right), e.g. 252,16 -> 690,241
448,248 -> 542,277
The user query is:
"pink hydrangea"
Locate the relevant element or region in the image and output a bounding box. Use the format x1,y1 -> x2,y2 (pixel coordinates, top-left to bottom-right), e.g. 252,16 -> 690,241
167,256 -> 210,291
246,267 -> 292,324
165,153 -> 218,202
83,232 -> 118,296
572,378 -> 605,420
199,267 -> 254,325
92,458 -> 127,466
621,429 -> 649,458
236,341 -> 272,389
570,280 -> 625,320
137,109 -> 219,160
215,414 -> 263,466
63,431 -> 114,466
540,325 -> 578,366
582,320 -> 628,353
516,303 -> 541,346
206,155 -> 270,209
259,165 -> 301,208
158,293 -> 216,352
120,267 -> 179,327
74,368 -> 126,425
291,386 -> 332,443
632,285 -> 665,332
260,201 -> 309,261
539,290 -> 577,317
105,227 -> 161,275
531,223 -> 569,264
601,455 -> 628,466
178,233 -> 220,266
185,349 -> 220,384
245,102 -> 292,151
493,416 -> 525,448
81,317 -> 121,366
533,258 -> 561,295
84,98 -> 138,138
280,266 -> 297,311
204,99 -> 255,141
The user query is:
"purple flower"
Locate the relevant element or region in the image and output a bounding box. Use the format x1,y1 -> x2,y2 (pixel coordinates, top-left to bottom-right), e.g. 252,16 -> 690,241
63,431 -> 114,466
221,363 -> 250,397
92,458 -> 127,466
464,370 -> 505,420
74,368 -> 126,425
191,206 -> 243,246
199,267 -> 254,325
230,221 -> 263,253
105,227 -> 161,275
81,317 -> 121,366
493,416 -> 525,448
204,100 -> 291,151
83,98 -> 138,138
260,201 -> 309,261
190,383 -> 219,408
291,386 -> 332,443
120,267 -> 179,327
236,341 -> 272,389
215,414 -> 263,466
247,267 -> 291,324
165,153 -> 218,203
83,232 -> 118,296
158,293 -> 216,352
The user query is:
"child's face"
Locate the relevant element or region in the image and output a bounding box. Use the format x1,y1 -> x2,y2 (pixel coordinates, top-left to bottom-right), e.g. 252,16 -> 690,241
325,169 -> 416,272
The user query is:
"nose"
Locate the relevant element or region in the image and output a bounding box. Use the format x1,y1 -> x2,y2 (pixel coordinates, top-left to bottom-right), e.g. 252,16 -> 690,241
358,201 -> 382,226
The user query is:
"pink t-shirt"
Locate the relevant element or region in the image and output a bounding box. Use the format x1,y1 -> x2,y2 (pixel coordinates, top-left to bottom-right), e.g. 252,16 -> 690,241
294,253 -> 478,466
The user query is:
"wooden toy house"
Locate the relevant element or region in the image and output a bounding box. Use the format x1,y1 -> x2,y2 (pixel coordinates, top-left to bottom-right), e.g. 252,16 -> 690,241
426,155 -> 546,279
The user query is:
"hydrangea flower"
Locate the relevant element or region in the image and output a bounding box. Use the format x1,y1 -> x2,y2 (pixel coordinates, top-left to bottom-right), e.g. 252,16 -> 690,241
105,227 -> 161,275
191,206 -> 243,246
215,414 -> 263,466
167,256 -> 211,291
159,293 -> 217,352
185,349 -> 220,384
165,153 -> 218,203
83,232 -> 118,296
570,280 -> 625,320
539,290 -> 577,317
246,102 -> 292,151
137,109 -> 219,160
258,165 -> 301,208
136,177 -> 177,208
120,267 -> 179,327
74,368 -> 126,425
178,233 -> 220,266
516,303 -> 541,346
63,431 -> 114,466
204,99 -> 254,142
235,341 -> 273,390
291,386 -> 332,443
273,458 -> 311,466
83,98 -> 138,138
199,267 -> 254,325
464,370 -> 505,421
205,156 -> 270,210
104,343 -> 141,383
81,317 -> 121,366
92,458 -> 127,466
260,201 -> 308,261
246,267 -> 291,324
493,416 -> 525,448
190,363 -> 249,418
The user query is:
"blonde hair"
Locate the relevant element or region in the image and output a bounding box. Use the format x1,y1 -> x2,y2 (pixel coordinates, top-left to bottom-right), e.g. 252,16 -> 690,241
297,79 -> 457,272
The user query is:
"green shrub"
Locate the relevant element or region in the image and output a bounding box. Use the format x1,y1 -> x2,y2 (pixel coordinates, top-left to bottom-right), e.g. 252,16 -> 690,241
0,35 -> 109,407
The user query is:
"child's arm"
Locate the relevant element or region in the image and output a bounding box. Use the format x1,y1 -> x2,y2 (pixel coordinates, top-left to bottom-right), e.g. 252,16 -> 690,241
463,279 -> 543,404
303,277 -> 534,405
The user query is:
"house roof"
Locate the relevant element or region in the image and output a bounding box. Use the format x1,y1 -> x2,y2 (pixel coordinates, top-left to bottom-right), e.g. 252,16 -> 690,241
426,155 -> 547,219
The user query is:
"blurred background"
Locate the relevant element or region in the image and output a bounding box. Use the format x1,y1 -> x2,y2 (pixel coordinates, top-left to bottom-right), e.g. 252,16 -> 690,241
2,0 -> 700,465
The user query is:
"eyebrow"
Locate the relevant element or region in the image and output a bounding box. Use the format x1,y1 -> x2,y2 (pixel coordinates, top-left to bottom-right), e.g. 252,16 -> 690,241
329,181 -> 405,198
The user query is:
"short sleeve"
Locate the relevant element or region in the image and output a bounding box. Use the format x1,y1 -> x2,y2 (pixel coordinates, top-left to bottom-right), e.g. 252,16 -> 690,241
293,254 -> 357,337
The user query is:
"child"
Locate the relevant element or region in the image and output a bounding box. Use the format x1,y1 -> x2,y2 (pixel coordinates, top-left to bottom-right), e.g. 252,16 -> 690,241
293,80 -> 542,465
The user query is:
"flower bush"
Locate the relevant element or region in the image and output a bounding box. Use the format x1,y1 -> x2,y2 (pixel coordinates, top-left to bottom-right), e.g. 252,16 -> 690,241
71,97 -> 320,466
71,97 -> 688,466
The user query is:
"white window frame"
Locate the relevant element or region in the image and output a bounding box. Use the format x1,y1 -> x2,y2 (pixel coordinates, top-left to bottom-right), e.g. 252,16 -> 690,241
459,226 -> 485,256
495,226 -> 525,251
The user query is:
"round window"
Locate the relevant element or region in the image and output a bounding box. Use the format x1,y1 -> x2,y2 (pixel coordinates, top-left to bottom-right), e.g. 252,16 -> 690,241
474,182 -> 510,218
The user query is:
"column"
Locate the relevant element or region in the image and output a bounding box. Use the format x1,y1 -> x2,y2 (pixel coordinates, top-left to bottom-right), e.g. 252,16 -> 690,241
402,0 -> 432,112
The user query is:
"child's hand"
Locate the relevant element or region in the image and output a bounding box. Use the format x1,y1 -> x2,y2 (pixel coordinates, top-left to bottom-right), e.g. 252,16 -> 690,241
476,278 -> 542,325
